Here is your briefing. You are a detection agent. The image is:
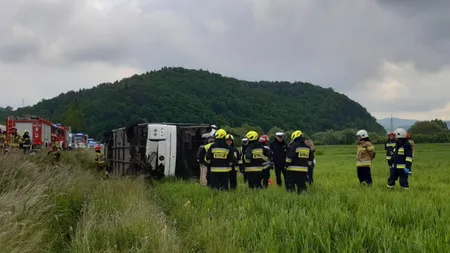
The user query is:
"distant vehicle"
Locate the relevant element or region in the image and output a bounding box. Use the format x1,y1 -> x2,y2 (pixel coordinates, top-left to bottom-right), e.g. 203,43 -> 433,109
87,139 -> 97,148
6,115 -> 53,149
72,133 -> 89,148
102,120 -> 217,179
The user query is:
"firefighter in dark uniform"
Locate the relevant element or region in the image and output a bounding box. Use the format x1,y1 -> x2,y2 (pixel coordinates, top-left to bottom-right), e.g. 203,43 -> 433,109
240,138 -> 249,183
205,129 -> 235,190
387,128 -> 413,189
304,138 -> 315,184
244,131 -> 270,189
269,132 -> 287,187
285,130 -> 313,194
226,134 -> 240,190
259,135 -> 272,188
197,135 -> 215,186
385,131 -> 396,171
20,130 -> 31,154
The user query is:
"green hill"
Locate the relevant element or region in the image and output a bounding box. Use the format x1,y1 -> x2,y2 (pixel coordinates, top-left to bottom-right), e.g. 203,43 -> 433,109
0,67 -> 384,137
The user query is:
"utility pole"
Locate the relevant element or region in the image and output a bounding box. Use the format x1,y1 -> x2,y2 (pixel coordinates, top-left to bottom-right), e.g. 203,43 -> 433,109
390,114 -> 393,131
22,98 -> 24,107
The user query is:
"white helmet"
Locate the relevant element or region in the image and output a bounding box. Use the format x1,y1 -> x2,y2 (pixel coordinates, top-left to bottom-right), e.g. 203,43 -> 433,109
275,132 -> 284,137
356,129 -> 368,140
394,128 -> 407,138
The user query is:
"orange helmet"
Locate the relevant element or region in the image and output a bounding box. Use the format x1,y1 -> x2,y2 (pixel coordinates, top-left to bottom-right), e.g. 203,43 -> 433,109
388,131 -> 395,136
94,146 -> 101,151
51,134 -> 57,138
406,133 -> 410,139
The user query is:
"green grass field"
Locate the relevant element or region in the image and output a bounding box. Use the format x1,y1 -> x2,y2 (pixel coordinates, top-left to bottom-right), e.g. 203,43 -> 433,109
1,143 -> 449,252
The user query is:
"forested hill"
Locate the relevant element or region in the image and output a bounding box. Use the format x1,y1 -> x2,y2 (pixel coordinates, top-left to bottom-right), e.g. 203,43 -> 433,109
1,67 -> 384,137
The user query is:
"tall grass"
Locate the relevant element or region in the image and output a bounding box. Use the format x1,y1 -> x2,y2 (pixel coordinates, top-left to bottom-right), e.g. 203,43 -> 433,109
0,151 -> 96,253
1,144 -> 449,252
70,178 -> 182,253
151,143 -> 450,252
0,150 -> 182,253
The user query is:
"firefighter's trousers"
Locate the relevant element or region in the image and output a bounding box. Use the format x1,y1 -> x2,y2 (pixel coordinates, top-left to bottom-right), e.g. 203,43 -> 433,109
388,168 -> 409,189
262,168 -> 270,188
229,169 -> 237,190
211,172 -> 229,190
199,164 -> 208,186
246,171 -> 262,189
206,165 -> 212,188
274,163 -> 286,186
357,166 -> 372,185
286,171 -> 307,194
307,165 -> 314,184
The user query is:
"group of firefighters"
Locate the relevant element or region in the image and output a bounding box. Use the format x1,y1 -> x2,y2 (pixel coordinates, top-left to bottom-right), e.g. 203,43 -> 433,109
197,129 -> 316,193
197,127 -> 415,193
0,127 -> 62,161
356,127 -> 415,189
2,125 -> 416,191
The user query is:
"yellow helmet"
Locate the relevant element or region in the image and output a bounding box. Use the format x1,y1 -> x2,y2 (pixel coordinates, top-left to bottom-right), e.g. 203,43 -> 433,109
291,130 -> 303,140
215,129 -> 227,139
226,134 -> 234,141
245,131 -> 258,141
24,130 -> 29,134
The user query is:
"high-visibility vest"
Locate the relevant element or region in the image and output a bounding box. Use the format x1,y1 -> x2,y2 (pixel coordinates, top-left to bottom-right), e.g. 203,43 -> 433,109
204,142 -> 213,163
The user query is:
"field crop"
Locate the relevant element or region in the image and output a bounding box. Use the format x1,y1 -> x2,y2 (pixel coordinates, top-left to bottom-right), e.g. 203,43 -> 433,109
0,143 -> 449,252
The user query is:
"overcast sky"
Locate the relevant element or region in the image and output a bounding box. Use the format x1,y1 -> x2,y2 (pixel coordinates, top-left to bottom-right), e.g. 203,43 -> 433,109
1,0 -> 449,120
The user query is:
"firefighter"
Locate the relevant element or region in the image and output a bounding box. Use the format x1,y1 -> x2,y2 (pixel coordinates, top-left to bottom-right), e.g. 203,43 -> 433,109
244,131 -> 270,189
385,131 -> 396,171
387,128 -> 413,189
304,138 -> 315,184
48,134 -> 61,163
269,132 -> 287,187
20,130 -> 31,154
226,134 -> 240,190
356,129 -> 375,186
197,135 -> 215,186
8,127 -> 21,152
406,133 -> 415,157
284,130 -> 313,194
259,135 -> 272,188
240,138 -> 249,183
94,145 -> 106,174
205,129 -> 235,190
0,129 -> 6,155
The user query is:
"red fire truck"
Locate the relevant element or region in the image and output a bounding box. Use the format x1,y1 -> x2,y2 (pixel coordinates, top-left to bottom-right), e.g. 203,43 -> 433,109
6,115 -> 53,149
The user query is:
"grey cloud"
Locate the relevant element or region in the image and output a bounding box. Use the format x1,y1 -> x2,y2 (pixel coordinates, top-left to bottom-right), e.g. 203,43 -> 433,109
1,0 -> 450,119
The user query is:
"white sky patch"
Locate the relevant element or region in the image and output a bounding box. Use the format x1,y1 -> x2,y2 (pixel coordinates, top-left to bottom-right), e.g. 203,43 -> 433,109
203,18 -> 227,35
375,103 -> 450,121
0,61 -> 142,108
354,61 -> 450,120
